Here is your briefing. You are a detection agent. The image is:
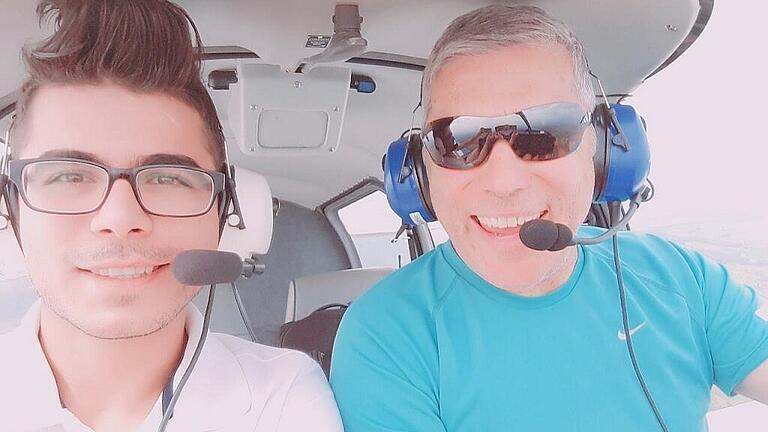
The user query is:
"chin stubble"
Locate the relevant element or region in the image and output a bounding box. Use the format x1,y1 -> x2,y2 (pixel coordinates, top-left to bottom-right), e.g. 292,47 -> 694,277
41,293 -> 189,340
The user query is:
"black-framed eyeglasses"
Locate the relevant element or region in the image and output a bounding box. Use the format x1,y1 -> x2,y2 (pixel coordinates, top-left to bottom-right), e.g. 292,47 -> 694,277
7,157 -> 226,217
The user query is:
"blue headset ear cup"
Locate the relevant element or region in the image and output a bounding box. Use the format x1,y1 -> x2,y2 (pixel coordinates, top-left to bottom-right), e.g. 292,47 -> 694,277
383,135 -> 436,225
592,103 -> 651,203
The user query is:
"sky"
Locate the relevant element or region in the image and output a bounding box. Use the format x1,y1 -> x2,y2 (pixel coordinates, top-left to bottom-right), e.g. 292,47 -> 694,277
629,0 -> 767,229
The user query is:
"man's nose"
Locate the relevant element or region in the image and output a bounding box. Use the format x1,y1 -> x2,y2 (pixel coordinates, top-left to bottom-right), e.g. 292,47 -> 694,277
89,179 -> 153,239
476,137 -> 533,197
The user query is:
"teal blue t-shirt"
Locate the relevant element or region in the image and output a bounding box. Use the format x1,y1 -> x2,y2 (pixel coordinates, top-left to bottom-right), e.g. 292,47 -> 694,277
330,228 -> 768,431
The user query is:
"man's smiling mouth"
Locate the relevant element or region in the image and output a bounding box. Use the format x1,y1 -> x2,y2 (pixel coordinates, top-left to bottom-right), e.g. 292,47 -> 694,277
472,211 -> 548,234
80,264 -> 170,280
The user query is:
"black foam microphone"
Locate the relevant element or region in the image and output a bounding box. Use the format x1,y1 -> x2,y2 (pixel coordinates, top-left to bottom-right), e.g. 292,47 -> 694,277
172,249 -> 246,285
171,249 -> 266,285
520,191 -> 647,252
519,220 -> 574,251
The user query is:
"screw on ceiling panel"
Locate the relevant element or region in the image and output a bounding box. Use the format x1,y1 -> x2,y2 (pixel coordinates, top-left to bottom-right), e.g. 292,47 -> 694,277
293,80 -> 302,88
666,24 -> 679,32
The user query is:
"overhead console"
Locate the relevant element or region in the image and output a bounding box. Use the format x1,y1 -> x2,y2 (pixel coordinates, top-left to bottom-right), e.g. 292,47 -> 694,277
228,63 -> 352,155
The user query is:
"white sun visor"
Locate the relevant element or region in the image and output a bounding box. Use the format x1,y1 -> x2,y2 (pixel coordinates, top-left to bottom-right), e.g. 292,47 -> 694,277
228,63 -> 351,155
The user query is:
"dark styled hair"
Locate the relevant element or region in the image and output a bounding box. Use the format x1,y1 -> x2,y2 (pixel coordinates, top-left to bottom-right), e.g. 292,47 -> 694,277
10,0 -> 225,169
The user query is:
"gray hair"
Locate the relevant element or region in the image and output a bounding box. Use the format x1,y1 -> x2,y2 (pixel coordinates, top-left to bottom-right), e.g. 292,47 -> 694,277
422,5 -> 595,120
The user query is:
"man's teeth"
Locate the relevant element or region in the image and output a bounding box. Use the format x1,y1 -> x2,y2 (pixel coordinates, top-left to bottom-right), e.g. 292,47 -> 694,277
477,214 -> 540,229
91,266 -> 157,279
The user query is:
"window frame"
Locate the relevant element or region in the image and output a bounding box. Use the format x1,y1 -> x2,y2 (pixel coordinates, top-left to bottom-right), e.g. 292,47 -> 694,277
319,178 -> 430,268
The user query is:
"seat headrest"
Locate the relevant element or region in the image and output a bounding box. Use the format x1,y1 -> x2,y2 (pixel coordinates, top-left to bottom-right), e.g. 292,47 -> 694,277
219,166 -> 273,257
285,267 -> 394,322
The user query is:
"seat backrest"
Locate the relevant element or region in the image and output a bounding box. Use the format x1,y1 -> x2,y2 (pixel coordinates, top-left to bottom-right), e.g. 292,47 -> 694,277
285,267 -> 393,323
218,165 -> 273,256
237,200 -> 352,345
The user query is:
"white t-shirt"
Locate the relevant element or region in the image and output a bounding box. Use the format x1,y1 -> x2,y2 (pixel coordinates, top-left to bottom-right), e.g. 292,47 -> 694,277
0,301 -> 344,431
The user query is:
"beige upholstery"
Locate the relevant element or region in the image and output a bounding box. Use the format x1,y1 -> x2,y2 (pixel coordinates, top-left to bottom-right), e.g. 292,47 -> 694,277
285,267 -> 394,323
218,165 -> 274,257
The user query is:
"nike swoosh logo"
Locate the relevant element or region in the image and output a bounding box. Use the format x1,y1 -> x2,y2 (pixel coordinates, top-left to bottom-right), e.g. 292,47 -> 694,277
618,321 -> 647,341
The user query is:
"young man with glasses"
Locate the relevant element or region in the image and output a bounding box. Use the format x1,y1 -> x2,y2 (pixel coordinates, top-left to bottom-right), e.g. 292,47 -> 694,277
0,1 -> 342,431
330,5 -> 768,431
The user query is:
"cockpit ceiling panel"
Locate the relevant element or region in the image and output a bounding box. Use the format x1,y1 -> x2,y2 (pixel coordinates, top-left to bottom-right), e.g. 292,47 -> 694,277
0,0 -> 710,208
177,0 -> 703,96
0,0 -> 707,100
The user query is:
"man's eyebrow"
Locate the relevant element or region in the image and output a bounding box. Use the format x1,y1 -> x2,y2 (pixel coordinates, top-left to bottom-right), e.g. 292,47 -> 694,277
139,154 -> 202,168
37,150 -> 203,169
39,150 -> 108,164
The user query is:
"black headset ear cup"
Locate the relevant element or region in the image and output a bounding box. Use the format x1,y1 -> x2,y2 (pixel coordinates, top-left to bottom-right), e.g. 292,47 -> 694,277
217,192 -> 231,238
408,135 -> 436,220
591,104 -> 611,202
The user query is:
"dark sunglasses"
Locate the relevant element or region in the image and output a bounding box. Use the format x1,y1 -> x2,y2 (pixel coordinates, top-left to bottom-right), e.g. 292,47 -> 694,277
421,102 -> 592,169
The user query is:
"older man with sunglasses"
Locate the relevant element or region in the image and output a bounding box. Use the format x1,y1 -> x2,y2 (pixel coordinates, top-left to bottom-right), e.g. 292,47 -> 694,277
330,5 -> 768,431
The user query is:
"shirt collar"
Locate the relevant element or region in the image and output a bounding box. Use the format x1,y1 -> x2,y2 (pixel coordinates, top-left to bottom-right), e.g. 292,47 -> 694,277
0,299 -> 253,431
439,241 -> 584,309
165,300 -> 254,430
1,301 -> 66,430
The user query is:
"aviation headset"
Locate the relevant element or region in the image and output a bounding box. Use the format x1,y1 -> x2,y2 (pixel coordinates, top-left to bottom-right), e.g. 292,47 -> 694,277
383,101 -> 651,225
